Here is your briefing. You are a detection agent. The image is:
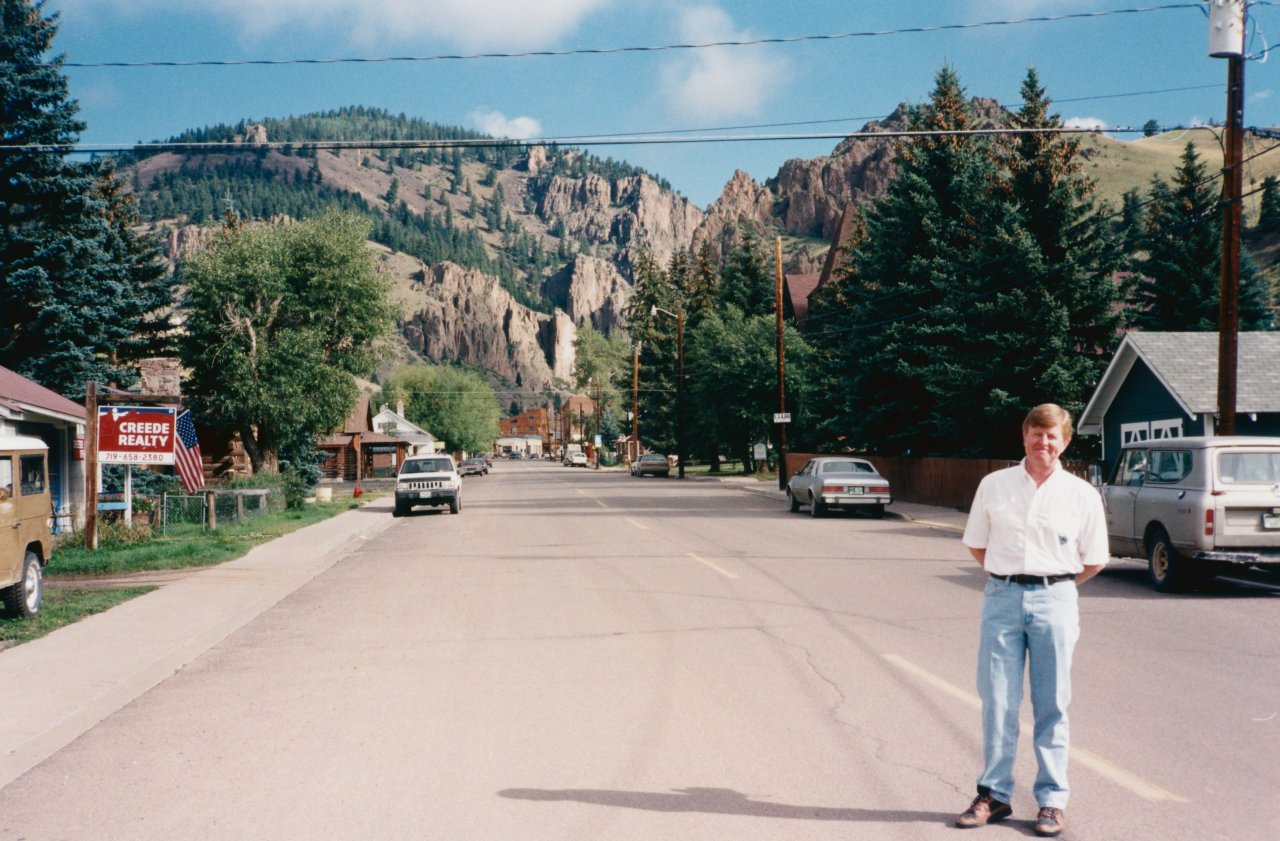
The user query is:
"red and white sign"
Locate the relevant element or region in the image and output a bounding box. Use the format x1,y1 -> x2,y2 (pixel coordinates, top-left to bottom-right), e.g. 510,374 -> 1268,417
97,406 -> 177,465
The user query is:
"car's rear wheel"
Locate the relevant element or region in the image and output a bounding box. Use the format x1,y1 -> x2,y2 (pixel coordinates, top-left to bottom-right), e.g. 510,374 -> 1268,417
2,551 -> 42,619
1148,528 -> 1192,592
809,495 -> 825,518
870,504 -> 885,519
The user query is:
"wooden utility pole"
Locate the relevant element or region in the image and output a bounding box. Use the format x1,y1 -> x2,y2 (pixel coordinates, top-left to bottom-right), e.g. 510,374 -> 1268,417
1210,0 -> 1247,435
775,237 -> 788,490
676,307 -> 685,479
1217,23 -> 1246,435
631,344 -> 640,463
84,382 -> 99,551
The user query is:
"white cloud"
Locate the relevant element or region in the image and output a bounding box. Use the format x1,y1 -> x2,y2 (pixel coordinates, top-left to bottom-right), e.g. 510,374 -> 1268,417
470,109 -> 541,139
658,6 -> 788,120
1250,89 -> 1273,103
1064,116 -> 1106,130
62,0 -> 613,50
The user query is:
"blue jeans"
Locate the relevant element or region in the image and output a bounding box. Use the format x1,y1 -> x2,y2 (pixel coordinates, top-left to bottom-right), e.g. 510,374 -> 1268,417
976,577 -> 1080,809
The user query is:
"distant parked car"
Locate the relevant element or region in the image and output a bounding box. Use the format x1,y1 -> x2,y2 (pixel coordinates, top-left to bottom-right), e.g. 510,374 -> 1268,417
787,457 -> 892,518
630,453 -> 670,478
393,454 -> 461,516
460,457 -> 489,476
567,451 -> 589,467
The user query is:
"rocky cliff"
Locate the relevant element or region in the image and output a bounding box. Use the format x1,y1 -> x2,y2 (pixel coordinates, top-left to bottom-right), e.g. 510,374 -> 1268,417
397,261 -> 572,392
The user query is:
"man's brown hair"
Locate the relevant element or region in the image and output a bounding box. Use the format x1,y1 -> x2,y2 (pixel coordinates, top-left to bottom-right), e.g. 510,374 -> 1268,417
1023,403 -> 1073,442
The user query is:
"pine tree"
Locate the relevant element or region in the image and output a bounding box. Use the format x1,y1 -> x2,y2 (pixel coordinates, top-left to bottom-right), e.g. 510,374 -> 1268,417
836,66 -> 1022,456
1,0 -> 164,395
716,231 -> 774,317
992,69 -> 1125,445
1257,175 -> 1280,234
1133,143 -> 1273,331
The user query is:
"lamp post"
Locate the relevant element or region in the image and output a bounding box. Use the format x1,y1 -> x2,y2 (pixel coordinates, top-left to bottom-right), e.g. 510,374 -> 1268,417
651,305 -> 685,479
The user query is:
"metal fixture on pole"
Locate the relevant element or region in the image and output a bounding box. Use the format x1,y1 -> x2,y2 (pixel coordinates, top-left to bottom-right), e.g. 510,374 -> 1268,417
1210,0 -> 1246,435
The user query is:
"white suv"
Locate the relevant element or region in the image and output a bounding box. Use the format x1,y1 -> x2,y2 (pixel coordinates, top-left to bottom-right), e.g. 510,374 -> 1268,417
393,455 -> 461,516
1100,436 -> 1280,591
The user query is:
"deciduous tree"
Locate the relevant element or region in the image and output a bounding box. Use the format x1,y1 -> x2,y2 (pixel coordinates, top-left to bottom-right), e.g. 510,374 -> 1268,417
179,211 -> 396,472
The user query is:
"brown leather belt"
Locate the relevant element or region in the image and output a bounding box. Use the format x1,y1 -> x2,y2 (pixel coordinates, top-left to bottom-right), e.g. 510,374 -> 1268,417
990,573 -> 1076,586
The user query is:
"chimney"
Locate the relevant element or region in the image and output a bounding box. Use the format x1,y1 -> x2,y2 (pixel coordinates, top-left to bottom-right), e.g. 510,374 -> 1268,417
397,400 -> 405,417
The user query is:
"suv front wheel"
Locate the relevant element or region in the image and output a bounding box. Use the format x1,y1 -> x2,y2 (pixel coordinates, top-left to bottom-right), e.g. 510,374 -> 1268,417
2,550 -> 42,619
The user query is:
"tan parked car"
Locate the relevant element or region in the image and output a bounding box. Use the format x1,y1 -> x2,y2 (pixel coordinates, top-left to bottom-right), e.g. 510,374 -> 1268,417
1,436 -> 51,618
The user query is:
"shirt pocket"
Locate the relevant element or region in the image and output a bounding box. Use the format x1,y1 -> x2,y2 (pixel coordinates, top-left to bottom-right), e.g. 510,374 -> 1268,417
1034,510 -> 1076,555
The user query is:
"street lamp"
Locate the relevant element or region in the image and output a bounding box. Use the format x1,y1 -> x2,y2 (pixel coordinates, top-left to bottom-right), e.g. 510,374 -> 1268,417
650,304 -> 685,479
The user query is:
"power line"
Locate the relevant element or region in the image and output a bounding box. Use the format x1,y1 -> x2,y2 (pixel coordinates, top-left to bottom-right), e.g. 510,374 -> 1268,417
4,125 -> 1174,157
36,3 -> 1200,69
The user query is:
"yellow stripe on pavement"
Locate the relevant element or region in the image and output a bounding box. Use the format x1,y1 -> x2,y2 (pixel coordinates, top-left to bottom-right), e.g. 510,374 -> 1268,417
688,553 -> 738,579
626,518 -> 648,530
881,653 -> 1189,803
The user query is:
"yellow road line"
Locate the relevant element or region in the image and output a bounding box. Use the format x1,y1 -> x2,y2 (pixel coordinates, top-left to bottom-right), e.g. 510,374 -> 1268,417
626,518 -> 648,530
688,552 -> 738,579
595,500 -> 608,508
881,653 -> 1189,803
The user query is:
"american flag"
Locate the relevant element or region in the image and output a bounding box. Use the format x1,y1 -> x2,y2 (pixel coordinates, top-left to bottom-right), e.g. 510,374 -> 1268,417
174,410 -> 206,493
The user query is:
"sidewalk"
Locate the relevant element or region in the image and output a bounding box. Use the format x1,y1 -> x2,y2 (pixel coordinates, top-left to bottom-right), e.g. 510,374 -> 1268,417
0,497 -> 396,790
713,473 -> 969,533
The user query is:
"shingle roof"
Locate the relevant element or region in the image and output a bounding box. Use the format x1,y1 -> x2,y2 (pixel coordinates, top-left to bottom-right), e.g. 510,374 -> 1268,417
0,365 -> 87,421
784,273 -> 821,327
1128,331 -> 1280,412
1080,331 -> 1280,433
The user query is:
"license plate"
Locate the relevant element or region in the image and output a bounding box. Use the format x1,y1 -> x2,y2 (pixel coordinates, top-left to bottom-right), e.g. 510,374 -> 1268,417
1263,513 -> 1280,530
419,490 -> 437,499
847,487 -> 863,495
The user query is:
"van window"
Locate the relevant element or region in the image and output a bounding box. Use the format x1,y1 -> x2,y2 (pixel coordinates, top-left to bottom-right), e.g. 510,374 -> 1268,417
0,457 -> 11,500
1218,452 -> 1280,484
1146,450 -> 1192,484
19,455 -> 45,495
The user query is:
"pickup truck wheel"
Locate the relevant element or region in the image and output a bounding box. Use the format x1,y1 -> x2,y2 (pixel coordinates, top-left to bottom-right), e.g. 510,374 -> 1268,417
1148,528 -> 1190,592
2,551 -> 42,619
789,491 -> 800,513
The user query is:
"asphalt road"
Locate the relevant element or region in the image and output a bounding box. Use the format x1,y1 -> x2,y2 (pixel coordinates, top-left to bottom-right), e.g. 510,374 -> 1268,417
2,460 -> 1277,840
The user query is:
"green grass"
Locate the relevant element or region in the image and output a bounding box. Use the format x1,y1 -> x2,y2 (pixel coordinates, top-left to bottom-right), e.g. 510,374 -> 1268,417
48,500 -> 361,577
0,587 -> 155,646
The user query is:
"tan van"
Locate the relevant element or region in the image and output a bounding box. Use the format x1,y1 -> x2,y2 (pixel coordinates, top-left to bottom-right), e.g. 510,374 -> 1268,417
0,436 -> 51,618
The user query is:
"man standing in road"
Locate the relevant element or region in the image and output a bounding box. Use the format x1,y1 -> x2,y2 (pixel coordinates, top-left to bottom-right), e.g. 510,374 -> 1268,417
955,404 -> 1108,837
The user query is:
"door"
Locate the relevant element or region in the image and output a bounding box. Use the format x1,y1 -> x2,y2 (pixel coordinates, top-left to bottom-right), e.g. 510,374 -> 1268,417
1103,448 -> 1147,556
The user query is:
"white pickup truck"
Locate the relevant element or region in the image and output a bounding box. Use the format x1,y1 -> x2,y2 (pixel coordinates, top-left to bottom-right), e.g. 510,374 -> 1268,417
1099,436 -> 1280,591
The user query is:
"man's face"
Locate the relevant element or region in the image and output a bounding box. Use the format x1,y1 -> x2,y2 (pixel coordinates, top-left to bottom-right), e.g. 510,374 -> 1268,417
1024,423 -> 1068,468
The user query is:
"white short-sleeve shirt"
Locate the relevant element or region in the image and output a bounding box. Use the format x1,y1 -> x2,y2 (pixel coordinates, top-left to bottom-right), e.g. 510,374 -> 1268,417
962,460 -> 1110,576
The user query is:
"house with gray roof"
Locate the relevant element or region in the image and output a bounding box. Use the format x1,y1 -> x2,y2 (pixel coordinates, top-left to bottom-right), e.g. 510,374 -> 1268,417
1079,331 -> 1280,471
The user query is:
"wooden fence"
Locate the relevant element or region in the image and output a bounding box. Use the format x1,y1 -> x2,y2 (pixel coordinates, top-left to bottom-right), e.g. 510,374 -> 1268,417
785,452 -> 1092,511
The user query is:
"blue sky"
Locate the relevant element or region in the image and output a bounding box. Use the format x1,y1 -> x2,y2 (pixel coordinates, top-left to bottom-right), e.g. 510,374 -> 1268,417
49,0 -> 1280,207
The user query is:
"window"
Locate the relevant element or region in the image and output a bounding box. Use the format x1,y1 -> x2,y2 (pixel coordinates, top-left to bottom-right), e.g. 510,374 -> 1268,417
1114,449 -> 1147,486
1218,452 -> 1280,484
0,457 -> 11,500
822,461 -> 874,474
19,455 -> 45,496
401,458 -> 453,475
1145,450 -> 1192,484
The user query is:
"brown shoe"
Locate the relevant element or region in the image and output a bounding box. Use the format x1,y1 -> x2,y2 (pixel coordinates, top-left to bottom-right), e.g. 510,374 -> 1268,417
955,794 -> 1012,828
1034,807 -> 1066,836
